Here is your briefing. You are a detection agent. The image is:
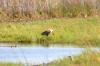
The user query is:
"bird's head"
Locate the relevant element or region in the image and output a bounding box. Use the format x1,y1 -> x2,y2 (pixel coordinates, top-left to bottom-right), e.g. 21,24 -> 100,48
48,29 -> 53,33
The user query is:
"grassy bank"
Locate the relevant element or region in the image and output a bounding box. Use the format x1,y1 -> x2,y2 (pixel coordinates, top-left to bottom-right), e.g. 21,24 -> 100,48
0,63 -> 23,66
44,51 -> 100,66
0,16 -> 100,46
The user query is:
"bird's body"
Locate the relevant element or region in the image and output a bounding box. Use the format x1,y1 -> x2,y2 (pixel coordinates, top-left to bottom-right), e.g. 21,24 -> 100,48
41,31 -> 50,36
41,29 -> 53,36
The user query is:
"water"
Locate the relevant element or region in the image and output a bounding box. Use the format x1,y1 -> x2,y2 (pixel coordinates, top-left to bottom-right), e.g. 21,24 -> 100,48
0,44 -> 99,65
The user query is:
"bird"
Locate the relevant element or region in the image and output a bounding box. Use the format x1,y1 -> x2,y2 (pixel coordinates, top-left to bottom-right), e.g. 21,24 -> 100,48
41,29 -> 53,36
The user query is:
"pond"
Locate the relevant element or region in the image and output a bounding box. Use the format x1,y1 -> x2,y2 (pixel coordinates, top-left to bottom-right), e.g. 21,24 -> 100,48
0,44 -> 100,65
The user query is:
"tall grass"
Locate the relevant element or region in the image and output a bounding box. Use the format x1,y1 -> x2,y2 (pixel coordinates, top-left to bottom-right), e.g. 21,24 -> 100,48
0,63 -> 23,66
0,0 -> 100,21
43,51 -> 100,66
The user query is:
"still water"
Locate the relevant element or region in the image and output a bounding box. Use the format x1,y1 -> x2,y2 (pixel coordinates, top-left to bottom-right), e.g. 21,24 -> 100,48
0,44 -> 99,65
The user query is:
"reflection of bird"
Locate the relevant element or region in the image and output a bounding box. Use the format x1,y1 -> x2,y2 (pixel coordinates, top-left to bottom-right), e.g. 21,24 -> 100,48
41,29 -> 53,36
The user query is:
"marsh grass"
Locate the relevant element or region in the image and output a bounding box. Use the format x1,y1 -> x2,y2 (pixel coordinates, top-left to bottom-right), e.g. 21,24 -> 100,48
0,0 -> 100,21
36,36 -> 54,46
0,63 -> 23,66
0,17 -> 100,46
44,51 -> 100,66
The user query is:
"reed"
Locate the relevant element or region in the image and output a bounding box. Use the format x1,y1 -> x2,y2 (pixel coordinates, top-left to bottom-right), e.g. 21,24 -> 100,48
0,0 -> 100,21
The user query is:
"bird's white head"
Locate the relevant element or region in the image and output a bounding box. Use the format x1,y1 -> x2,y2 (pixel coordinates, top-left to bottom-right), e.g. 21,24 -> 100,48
48,29 -> 53,33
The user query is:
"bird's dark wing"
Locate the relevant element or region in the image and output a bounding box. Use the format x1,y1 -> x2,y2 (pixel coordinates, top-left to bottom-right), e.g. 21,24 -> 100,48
41,31 -> 50,36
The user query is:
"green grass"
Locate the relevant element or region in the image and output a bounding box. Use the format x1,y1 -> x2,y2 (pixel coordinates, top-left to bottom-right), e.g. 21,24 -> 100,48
0,63 -> 23,66
44,51 -> 100,66
0,16 -> 100,46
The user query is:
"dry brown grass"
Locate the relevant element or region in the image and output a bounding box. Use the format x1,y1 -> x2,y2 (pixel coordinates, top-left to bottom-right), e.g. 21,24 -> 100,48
0,0 -> 100,21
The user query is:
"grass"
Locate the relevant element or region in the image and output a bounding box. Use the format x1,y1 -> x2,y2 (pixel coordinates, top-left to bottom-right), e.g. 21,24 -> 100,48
0,63 -> 23,66
0,16 -> 100,46
43,51 -> 100,66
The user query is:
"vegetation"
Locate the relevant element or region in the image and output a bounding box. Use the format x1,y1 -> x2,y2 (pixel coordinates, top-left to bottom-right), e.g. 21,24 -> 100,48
0,0 -> 100,21
0,16 -> 99,46
44,51 -> 100,66
0,0 -> 99,66
0,63 -> 23,66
